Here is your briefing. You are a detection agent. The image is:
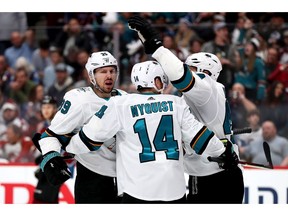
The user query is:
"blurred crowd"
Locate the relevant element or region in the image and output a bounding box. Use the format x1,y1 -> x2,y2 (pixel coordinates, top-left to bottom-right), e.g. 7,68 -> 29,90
0,12 -> 288,166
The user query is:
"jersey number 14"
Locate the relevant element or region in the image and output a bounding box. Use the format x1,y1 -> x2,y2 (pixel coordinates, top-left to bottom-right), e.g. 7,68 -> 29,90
133,115 -> 179,163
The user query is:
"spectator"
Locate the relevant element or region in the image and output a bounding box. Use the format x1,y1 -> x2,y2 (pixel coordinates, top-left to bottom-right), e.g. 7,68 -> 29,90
0,123 -> 36,163
0,91 -> 7,124
64,46 -> 80,74
0,13 -> 27,54
187,37 -> 204,55
8,67 -> 36,114
0,55 -> 12,95
4,31 -> 33,69
265,47 -> 280,78
259,81 -> 288,132
72,50 -> 90,88
14,56 -> 35,80
192,12 -> 215,41
266,15 -> 285,49
231,16 -> 258,54
43,47 -> 74,93
54,17 -> 93,58
31,39 -> 52,84
236,109 -> 263,158
47,63 -> 74,106
107,20 -> 138,85
255,33 -> 269,62
0,101 -> 29,140
201,21 -> 240,94
267,59 -> 288,94
72,50 -> 90,82
279,29 -> 288,64
174,18 -> 198,58
24,28 -> 37,52
235,38 -> 266,103
240,120 -> 288,166
24,84 -> 45,137
0,91 -> 5,110
229,82 -> 257,129
163,33 -> 186,61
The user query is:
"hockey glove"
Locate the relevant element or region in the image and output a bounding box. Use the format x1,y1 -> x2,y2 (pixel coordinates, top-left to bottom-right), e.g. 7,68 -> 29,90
40,151 -> 71,186
207,139 -> 239,170
128,15 -> 163,54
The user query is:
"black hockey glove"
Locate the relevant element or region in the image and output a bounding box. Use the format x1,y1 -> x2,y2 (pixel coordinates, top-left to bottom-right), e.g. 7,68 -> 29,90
40,151 -> 71,186
207,139 -> 239,170
128,15 -> 163,54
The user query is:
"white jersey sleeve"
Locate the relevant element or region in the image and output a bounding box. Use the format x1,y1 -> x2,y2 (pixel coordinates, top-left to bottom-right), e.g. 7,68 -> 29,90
177,97 -> 225,157
39,87 -> 109,154
66,99 -> 120,154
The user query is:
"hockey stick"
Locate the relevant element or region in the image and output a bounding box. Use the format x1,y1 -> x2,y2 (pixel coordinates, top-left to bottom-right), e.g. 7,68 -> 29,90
232,127 -> 252,135
208,156 -> 273,169
263,141 -> 273,169
238,160 -> 272,169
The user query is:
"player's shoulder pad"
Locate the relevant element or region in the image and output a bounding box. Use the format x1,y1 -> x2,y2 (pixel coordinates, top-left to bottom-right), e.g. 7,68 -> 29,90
62,87 -> 93,107
65,87 -> 92,97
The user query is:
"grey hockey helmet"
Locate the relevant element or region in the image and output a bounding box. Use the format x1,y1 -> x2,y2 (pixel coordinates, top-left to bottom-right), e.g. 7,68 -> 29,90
85,51 -> 118,87
185,52 -> 222,81
131,61 -> 169,92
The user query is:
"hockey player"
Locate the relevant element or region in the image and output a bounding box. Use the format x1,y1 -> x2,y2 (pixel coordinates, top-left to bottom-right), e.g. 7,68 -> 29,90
33,51 -> 125,203
65,60 -> 238,203
33,95 -> 62,204
127,15 -> 244,203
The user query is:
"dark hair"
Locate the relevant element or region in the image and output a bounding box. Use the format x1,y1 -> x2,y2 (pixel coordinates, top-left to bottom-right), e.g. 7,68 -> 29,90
266,81 -> 285,105
28,84 -> 44,102
38,39 -> 50,50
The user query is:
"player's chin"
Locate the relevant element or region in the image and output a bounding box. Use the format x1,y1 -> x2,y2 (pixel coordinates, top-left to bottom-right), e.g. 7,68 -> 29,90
103,84 -> 114,93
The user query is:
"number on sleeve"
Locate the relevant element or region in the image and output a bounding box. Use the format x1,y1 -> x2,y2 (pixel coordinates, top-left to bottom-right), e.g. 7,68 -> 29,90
95,105 -> 107,119
60,100 -> 71,114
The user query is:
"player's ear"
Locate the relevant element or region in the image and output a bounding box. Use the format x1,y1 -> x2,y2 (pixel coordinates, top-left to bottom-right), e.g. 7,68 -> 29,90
154,77 -> 163,91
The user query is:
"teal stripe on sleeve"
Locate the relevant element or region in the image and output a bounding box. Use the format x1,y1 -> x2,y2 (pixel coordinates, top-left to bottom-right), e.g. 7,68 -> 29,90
191,127 -> 214,155
171,65 -> 195,92
79,129 -> 103,151
40,128 -> 75,148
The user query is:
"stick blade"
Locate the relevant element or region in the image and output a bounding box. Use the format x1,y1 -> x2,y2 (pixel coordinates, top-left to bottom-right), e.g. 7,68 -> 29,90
263,141 -> 273,169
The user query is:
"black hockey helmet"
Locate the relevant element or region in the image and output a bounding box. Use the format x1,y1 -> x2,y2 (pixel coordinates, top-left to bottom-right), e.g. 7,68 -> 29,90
41,95 -> 57,105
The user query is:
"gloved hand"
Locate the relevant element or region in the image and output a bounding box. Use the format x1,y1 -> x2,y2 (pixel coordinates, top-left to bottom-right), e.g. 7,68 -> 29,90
32,133 -> 42,153
207,139 -> 239,170
34,167 -> 42,179
128,15 -> 163,54
40,151 -> 71,186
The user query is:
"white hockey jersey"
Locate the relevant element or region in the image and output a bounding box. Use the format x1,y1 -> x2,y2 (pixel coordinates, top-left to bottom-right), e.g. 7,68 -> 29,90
68,93 -> 225,201
152,47 -> 239,176
39,86 -> 126,177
